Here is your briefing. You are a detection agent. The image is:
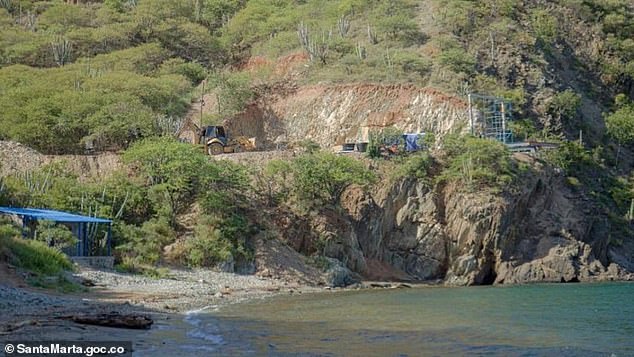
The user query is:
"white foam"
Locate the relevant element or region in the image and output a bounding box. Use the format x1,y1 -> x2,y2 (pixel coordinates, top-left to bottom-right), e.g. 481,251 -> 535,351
186,329 -> 225,344
183,305 -> 225,346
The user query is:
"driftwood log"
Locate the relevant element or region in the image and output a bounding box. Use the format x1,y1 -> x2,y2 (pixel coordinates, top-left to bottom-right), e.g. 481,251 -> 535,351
69,313 -> 153,329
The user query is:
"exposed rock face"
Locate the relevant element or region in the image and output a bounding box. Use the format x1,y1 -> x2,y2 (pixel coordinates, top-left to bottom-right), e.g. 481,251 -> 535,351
225,84 -> 468,149
312,155 -> 634,285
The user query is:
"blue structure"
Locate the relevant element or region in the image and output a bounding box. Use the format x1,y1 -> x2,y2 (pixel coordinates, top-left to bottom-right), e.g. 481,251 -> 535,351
0,207 -> 112,257
403,133 -> 426,152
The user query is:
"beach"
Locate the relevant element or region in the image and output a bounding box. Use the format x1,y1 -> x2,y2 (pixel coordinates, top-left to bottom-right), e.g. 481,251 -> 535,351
0,265 -> 321,351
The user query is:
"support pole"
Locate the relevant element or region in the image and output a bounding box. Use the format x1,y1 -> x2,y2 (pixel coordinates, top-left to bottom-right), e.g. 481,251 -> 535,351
500,101 -> 507,144
22,216 -> 27,238
77,223 -> 83,256
468,93 -> 473,135
107,223 -> 112,256
83,223 -> 88,256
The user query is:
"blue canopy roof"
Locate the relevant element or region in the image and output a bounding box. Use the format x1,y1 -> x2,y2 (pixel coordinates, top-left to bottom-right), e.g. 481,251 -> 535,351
0,207 -> 112,223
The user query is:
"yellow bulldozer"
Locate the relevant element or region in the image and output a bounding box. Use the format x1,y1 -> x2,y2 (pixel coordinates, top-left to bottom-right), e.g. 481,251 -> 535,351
198,125 -> 256,155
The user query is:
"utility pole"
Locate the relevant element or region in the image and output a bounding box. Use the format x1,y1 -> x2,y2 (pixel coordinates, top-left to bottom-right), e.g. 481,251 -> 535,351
200,79 -> 206,130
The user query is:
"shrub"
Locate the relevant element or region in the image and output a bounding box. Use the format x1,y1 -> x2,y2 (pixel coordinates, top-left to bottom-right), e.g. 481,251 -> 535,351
547,89 -> 581,124
209,71 -> 254,117
393,51 -> 432,78
123,137 -> 210,216
397,152 -> 434,182
542,140 -> 594,176
186,215 -> 233,267
367,127 -> 405,158
185,213 -> 253,268
509,119 -> 539,141
34,220 -> 77,249
439,47 -> 476,74
439,135 -> 516,190
115,218 -> 175,266
160,58 -> 207,84
530,9 -> 558,45
267,151 -> 376,206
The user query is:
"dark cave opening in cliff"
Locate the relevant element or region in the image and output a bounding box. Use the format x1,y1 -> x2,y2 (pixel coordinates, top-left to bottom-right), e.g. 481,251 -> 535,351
481,268 -> 497,285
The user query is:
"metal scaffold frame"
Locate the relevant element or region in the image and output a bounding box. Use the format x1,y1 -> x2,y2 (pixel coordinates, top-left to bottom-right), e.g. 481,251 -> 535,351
468,93 -> 514,144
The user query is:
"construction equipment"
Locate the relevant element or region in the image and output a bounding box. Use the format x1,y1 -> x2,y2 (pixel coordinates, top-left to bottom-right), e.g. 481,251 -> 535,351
198,125 -> 256,155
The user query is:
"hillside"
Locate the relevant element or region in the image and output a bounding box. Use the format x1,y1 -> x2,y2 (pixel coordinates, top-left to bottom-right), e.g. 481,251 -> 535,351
0,0 -> 633,286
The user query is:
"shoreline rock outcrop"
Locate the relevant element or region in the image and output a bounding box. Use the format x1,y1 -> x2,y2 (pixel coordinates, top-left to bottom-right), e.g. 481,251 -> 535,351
302,155 -> 634,285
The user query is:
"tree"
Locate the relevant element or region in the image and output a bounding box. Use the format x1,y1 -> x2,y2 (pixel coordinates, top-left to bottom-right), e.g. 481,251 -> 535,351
122,137 -> 210,223
209,71 -> 254,117
605,104 -> 634,166
547,89 -> 581,125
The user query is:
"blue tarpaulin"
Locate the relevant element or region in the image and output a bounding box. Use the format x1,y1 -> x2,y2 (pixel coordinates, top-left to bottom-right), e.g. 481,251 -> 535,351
0,206 -> 112,256
0,207 -> 111,223
403,133 -> 425,152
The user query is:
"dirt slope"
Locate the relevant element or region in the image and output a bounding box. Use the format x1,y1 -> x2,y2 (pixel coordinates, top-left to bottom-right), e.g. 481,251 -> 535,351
0,141 -> 121,180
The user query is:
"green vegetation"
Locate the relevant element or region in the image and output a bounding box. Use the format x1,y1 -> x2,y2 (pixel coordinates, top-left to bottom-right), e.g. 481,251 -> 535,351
0,0 -> 632,152
1,137 -> 253,272
0,221 -> 80,292
266,151 -> 376,207
0,222 -> 73,275
367,127 -> 406,159
605,101 -> 634,166
209,71 -> 254,118
547,90 -> 581,125
34,220 -> 76,249
439,135 -> 517,191
396,152 -> 434,182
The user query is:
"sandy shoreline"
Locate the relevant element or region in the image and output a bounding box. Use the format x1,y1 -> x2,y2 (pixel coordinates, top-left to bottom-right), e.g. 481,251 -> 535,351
0,266 -> 325,350
0,264 -> 432,355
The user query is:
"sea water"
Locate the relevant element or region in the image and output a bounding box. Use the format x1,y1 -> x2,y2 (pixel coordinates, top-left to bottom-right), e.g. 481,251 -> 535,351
138,283 -> 634,356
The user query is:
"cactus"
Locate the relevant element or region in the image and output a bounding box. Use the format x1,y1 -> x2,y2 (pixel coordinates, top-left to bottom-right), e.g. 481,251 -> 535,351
337,15 -> 350,38
0,0 -> 11,11
23,11 -> 36,31
297,21 -> 311,58
193,0 -> 202,23
297,22 -> 331,64
156,114 -> 185,136
367,25 -> 378,44
50,37 -> 73,67
384,49 -> 393,70
355,42 -> 367,60
459,81 -> 472,96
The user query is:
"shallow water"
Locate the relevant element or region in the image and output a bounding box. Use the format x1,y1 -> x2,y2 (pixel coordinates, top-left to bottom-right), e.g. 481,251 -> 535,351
138,283 -> 634,356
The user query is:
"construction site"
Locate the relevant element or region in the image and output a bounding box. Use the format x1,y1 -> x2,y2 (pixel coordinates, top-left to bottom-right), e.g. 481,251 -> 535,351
177,81 -> 557,158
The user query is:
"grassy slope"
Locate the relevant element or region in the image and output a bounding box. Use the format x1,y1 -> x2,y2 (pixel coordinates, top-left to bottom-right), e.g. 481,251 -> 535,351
0,224 -> 80,291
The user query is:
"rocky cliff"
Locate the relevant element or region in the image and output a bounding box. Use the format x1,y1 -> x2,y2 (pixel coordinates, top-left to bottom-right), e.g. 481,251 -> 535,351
283,154 -> 634,285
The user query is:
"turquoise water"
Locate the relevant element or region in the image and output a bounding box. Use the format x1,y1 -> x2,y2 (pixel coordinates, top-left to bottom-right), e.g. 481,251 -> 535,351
141,283 -> 634,356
